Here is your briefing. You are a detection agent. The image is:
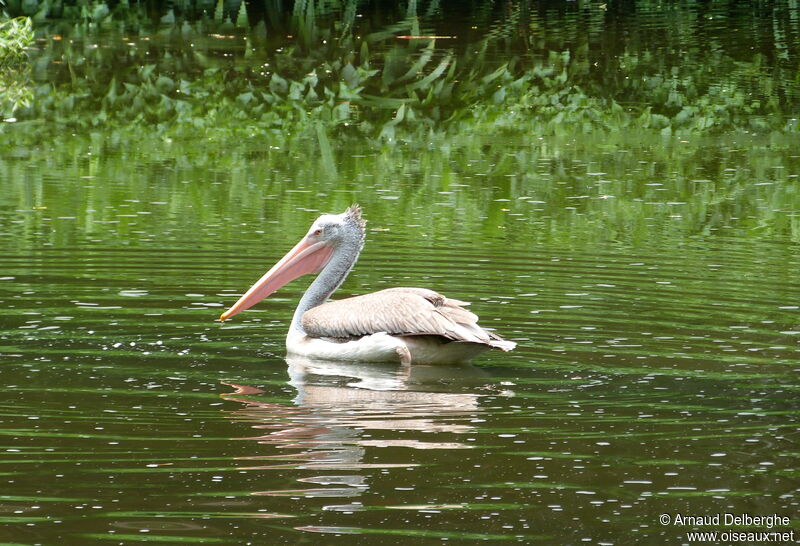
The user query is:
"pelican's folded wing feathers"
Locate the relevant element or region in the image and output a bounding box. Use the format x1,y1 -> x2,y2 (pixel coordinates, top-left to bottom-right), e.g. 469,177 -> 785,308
301,287 -> 514,350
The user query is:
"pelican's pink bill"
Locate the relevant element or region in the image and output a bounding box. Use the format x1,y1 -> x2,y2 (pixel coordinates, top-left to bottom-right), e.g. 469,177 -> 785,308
219,237 -> 334,322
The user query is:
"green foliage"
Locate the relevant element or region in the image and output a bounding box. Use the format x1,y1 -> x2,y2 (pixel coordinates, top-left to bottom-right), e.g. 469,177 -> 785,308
0,16 -> 33,62
0,16 -> 33,117
0,0 -> 797,143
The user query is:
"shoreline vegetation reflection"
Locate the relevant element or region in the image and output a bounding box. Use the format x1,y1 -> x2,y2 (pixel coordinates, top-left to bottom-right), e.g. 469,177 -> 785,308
2,1 -> 799,245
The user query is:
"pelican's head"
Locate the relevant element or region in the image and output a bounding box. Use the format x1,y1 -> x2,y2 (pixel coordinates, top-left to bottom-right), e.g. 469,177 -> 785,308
219,205 -> 366,322
304,204 -> 366,251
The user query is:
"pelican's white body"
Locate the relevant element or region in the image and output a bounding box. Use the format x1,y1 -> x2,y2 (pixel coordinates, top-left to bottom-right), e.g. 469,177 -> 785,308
287,330 -> 491,365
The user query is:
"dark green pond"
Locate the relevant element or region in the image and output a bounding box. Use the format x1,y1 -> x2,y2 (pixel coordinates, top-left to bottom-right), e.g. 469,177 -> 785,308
1,1 -> 799,544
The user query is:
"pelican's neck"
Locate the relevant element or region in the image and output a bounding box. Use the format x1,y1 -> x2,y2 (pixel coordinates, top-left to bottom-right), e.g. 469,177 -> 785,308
290,239 -> 361,334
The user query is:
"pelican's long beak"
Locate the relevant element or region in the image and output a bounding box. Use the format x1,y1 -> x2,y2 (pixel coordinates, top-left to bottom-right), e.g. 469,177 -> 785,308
219,236 -> 334,322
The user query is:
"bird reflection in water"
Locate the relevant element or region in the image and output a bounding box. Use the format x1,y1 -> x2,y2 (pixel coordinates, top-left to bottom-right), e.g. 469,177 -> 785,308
220,356 -> 510,500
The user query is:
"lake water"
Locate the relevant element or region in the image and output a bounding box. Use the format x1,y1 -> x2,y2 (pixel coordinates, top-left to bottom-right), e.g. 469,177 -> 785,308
1,1 -> 799,544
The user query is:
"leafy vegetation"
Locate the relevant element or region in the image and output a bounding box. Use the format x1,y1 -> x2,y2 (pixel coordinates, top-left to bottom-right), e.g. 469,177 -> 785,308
0,15 -> 33,117
0,0 -> 798,146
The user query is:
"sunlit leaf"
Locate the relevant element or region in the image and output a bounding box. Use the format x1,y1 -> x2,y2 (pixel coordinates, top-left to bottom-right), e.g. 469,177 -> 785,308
236,0 -> 248,28
407,55 -> 451,92
315,122 -> 337,178
341,63 -> 359,89
160,8 -> 175,25
492,87 -> 505,104
397,38 -> 434,83
156,76 -> 175,93
269,73 -> 288,95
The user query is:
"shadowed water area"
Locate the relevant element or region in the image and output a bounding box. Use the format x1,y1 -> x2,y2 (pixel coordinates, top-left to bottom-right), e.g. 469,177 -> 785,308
1,1 -> 799,544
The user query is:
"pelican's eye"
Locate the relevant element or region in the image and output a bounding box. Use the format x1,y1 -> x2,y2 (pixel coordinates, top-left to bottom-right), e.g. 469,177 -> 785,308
312,228 -> 323,236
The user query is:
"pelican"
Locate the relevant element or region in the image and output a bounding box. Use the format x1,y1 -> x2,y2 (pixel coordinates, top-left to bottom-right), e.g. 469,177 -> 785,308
219,205 -> 515,364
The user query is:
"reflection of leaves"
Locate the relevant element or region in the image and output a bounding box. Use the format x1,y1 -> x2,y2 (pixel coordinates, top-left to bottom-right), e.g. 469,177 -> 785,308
0,0 -> 797,248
